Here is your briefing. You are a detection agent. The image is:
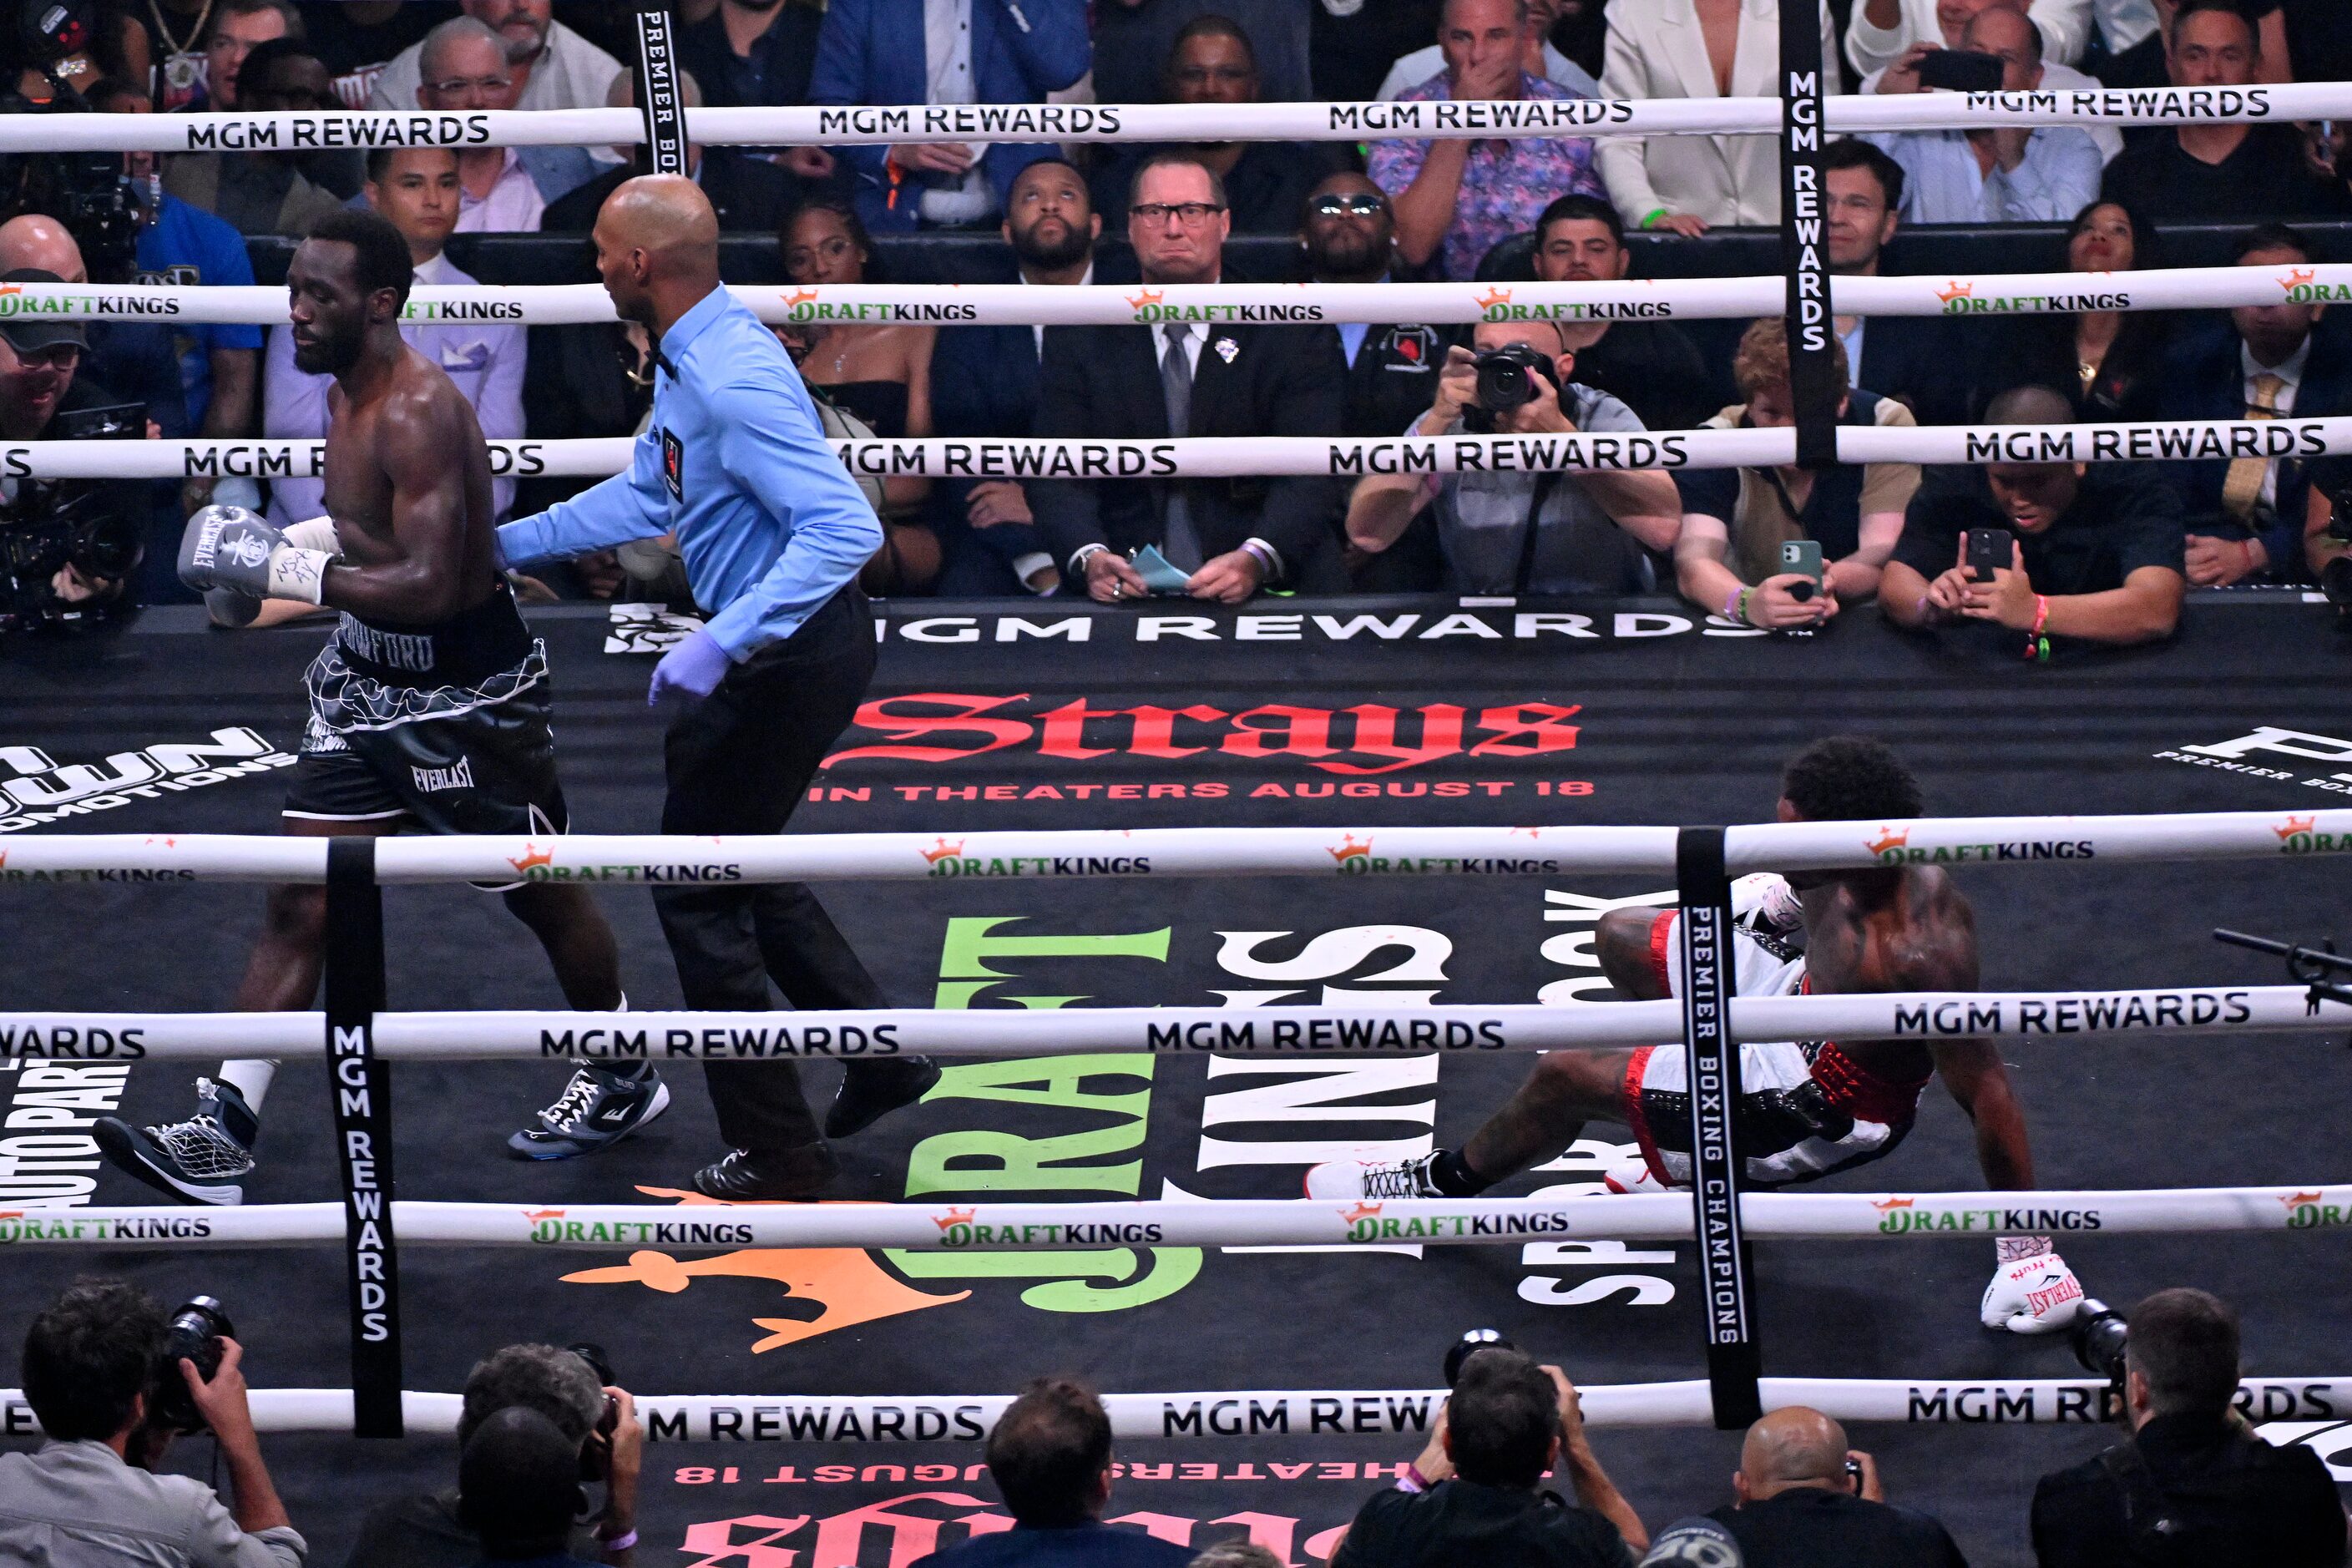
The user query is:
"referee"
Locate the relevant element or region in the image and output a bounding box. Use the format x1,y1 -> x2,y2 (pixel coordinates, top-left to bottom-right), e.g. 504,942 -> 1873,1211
498,177 -> 937,1200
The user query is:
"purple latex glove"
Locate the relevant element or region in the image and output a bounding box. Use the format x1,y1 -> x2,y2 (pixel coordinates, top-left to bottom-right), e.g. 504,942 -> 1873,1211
648,627 -> 732,708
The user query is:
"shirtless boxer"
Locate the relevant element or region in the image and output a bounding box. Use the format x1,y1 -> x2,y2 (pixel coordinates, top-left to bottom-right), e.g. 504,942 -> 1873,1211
96,210 -> 657,1205
1311,736 -> 2086,1335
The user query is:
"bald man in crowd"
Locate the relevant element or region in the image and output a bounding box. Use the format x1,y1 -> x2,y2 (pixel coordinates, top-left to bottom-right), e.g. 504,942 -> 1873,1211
1707,1407 -> 1965,1566
0,215 -> 185,443
495,177 -> 938,1201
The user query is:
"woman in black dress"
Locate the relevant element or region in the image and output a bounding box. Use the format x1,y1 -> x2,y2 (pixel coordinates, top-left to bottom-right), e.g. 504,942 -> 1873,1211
780,197 -> 940,594
1985,200 -> 2173,422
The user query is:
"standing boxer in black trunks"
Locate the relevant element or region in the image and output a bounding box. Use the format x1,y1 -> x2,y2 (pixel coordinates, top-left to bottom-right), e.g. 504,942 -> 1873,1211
1312,736 -> 2087,1335
98,210 -> 654,1205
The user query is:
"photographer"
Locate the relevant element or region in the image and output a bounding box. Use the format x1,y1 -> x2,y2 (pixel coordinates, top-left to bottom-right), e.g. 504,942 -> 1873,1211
0,1278 -> 301,1566
1328,1350 -> 1643,1568
1880,385 -> 2185,651
343,1344 -> 640,1568
1344,321 -> 1682,594
1675,318 -> 1920,630
2031,1288 -> 2346,1567
1707,1407 -> 1964,1568
0,267 -> 149,626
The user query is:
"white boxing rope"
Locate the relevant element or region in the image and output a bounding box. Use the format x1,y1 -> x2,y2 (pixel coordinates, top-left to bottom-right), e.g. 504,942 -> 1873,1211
0,438 -> 631,483
11,420 -> 2352,483
3,1186 -> 2344,1252
6,1377 -> 2344,1437
7,86 -> 2352,154
6,984 -> 2345,1065
5,809 -> 2347,883
7,265 -> 2343,330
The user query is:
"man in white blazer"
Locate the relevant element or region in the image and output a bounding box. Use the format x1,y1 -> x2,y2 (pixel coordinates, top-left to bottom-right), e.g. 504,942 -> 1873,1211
1596,0 -> 1841,235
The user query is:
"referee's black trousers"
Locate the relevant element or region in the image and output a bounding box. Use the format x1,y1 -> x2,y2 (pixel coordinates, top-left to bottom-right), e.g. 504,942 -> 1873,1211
650,585 -> 888,1155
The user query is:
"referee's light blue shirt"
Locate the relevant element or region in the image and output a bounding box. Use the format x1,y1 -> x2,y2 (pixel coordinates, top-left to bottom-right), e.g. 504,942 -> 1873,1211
496,285 -> 883,659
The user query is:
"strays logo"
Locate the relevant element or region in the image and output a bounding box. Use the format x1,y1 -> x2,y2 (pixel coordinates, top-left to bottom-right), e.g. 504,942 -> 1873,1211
825,693 -> 1581,776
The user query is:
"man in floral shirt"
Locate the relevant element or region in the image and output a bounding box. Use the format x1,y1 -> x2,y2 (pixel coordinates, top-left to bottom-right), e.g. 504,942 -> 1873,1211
1367,0 -> 1607,281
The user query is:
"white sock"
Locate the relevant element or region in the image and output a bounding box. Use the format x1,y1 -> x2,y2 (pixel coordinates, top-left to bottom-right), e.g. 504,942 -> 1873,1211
219,1059 -> 277,1114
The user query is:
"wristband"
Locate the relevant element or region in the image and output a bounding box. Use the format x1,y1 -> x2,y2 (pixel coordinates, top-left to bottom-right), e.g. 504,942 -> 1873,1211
2024,593 -> 2050,663
1640,208 -> 1670,230
1238,537 -> 1282,580
1068,542 -> 1110,577
1397,1464 -> 1429,1494
1995,1235 -> 2054,1263
599,1528 -> 639,1553
1733,585 -> 1755,626
1722,585 -> 1743,625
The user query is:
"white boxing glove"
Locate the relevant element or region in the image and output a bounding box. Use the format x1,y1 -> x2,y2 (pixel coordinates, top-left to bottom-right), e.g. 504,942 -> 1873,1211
1731,872 -> 1804,936
1981,1243 -> 2086,1334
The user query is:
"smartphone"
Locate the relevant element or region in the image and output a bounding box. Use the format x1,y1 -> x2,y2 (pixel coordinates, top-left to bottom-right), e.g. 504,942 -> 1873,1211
1916,48 -> 2005,93
1965,527 -> 2013,583
1779,539 -> 1823,594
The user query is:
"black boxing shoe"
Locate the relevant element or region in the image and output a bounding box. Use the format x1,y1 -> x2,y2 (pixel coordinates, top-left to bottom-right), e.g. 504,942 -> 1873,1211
823,1056 -> 942,1140
691,1143 -> 840,1202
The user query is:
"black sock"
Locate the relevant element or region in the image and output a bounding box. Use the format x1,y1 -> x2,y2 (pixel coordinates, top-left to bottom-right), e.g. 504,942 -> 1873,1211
1430,1148 -> 1492,1197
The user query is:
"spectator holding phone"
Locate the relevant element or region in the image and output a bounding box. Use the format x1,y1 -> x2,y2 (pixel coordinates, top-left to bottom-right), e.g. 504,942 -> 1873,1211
1675,319 -> 1920,630
1881,384 -> 2185,650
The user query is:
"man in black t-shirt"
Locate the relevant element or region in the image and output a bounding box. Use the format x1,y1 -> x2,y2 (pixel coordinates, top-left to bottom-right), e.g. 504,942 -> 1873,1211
1882,387 -> 2185,650
2100,1 -> 2345,225
1332,1350 -> 1641,1568
1707,1408 -> 1966,1568
2031,1288 -> 2345,1568
1529,194 -> 1715,436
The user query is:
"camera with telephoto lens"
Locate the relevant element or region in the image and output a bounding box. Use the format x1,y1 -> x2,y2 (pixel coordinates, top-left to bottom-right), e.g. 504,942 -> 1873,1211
149,1296 -> 231,1435
2071,1297 -> 2131,1417
0,3 -> 142,283
569,1341 -> 621,1479
1461,343 -> 1555,432
1444,1328 -> 1515,1388
2319,478 -> 2352,619
0,399 -> 143,638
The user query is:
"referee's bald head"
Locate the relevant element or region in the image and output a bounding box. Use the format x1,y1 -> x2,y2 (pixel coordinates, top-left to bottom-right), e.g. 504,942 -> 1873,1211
592,175 -> 721,323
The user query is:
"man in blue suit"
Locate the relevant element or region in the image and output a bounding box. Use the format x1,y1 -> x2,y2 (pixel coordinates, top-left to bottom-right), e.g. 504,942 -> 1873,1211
2158,223 -> 2352,587
810,0 -> 1089,234
928,159 -> 1107,594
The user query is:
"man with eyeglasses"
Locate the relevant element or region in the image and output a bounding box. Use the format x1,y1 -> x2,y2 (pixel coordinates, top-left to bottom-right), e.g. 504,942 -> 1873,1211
1034,154 -> 1350,603
195,0 -> 297,111
161,38 -> 349,238
409,17 -> 559,233
368,0 -> 623,114
1091,17 -> 1353,235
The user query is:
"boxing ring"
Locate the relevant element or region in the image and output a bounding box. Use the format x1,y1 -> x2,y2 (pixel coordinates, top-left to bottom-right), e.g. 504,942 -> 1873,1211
5,19 -> 2352,1556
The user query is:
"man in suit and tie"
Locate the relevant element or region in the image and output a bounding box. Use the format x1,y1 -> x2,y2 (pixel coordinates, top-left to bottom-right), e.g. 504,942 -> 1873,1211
1821,139 -> 1975,428
2159,222 -> 2352,587
1035,154 -> 1350,603
928,158 -> 1104,595
810,0 -> 1089,234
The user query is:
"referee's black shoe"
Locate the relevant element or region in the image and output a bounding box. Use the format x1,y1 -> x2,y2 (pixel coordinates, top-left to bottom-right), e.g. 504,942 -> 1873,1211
824,1056 -> 941,1139
692,1143 -> 839,1201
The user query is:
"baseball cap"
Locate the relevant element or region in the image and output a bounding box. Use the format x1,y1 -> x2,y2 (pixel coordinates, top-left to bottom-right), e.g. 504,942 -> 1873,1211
1639,1517 -> 1744,1568
0,269 -> 89,356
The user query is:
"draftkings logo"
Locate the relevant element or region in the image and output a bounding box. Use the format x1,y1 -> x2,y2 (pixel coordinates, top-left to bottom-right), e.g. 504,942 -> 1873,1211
1472,285 -> 1671,324
2274,815 -> 2352,854
1871,1197 -> 2105,1236
1866,827 -> 2095,866
2280,1190 -> 2352,1230
2279,267 -> 2352,305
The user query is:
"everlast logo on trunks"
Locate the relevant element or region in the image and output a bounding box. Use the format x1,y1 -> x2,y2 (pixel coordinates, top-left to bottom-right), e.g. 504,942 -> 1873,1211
411,758 -> 473,794
1866,827 -> 2095,865
661,428 -> 684,503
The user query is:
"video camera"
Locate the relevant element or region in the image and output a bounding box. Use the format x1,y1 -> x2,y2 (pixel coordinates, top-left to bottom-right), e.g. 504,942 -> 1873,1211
0,0 -> 143,282
2319,477 -> 2352,620
1461,343 -> 1555,433
0,397 -> 143,637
